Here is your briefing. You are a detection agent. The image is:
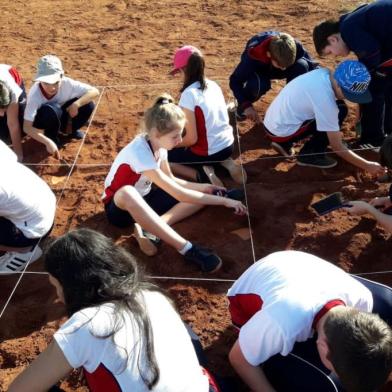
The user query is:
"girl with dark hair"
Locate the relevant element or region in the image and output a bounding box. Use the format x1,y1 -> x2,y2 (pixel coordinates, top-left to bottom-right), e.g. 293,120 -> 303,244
169,46 -> 246,186
0,64 -> 27,161
102,93 -> 247,273
8,229 -> 221,392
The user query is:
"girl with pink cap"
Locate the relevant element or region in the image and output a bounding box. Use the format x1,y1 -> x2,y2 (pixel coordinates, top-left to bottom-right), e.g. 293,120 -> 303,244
169,45 -> 246,186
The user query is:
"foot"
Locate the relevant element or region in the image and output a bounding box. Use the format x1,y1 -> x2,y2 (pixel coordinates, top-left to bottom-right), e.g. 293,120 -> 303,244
202,165 -> 224,187
184,244 -> 222,273
235,108 -> 247,122
133,224 -> 158,256
270,141 -> 295,158
0,246 -> 42,274
297,154 -> 337,169
71,129 -> 85,139
221,158 -> 247,184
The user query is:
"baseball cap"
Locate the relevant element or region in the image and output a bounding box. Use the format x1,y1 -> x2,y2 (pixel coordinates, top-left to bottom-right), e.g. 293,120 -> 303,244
333,60 -> 372,104
170,45 -> 201,75
34,55 -> 64,84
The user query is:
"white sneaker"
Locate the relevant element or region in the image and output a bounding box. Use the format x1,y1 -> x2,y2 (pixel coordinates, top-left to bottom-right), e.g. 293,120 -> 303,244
0,246 -> 43,274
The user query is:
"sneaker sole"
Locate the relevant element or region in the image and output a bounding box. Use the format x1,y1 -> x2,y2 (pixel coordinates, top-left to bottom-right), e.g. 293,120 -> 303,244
205,258 -> 223,273
270,142 -> 294,158
297,159 -> 337,169
133,224 -> 158,256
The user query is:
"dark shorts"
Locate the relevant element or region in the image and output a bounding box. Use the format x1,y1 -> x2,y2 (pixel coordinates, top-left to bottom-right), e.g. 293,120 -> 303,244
104,187 -> 178,228
168,144 -> 234,164
0,217 -> 51,248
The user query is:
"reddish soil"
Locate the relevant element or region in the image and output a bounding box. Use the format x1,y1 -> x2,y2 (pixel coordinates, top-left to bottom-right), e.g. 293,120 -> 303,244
1,0 -> 391,390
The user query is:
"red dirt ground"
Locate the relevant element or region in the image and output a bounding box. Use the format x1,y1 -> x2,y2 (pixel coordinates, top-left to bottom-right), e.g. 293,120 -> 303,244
0,0 -> 391,390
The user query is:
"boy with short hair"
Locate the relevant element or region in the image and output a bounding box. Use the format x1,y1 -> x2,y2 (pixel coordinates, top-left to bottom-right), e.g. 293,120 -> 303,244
228,250 -> 392,392
23,55 -> 99,158
263,60 -> 385,174
313,0 -> 392,147
229,31 -> 317,123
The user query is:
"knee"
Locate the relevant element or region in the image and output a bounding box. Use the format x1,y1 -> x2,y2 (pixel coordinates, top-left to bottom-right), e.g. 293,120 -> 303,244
113,186 -> 141,210
34,103 -> 62,129
244,73 -> 271,101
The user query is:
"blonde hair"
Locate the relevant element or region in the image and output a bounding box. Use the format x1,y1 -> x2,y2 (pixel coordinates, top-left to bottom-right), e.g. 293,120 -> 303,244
143,93 -> 185,135
0,81 -> 11,108
269,33 -> 297,68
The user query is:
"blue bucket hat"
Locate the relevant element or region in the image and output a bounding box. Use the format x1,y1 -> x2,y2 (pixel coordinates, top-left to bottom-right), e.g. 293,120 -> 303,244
334,60 -> 372,104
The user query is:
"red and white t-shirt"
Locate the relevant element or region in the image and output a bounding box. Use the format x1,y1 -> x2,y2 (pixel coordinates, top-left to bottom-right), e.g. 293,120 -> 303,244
227,250 -> 373,366
24,76 -> 93,122
0,64 -> 23,104
102,135 -> 167,204
54,291 -> 210,392
179,79 -> 234,156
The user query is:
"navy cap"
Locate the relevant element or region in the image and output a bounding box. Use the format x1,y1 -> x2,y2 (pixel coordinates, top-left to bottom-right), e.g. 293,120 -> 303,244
334,60 -> 372,104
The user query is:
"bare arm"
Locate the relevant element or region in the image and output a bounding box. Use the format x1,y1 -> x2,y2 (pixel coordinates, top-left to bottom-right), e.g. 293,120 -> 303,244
7,102 -> 23,161
67,87 -> 100,118
8,340 -> 73,392
327,132 -> 384,175
175,107 -> 198,148
23,119 -> 60,158
229,339 -> 276,392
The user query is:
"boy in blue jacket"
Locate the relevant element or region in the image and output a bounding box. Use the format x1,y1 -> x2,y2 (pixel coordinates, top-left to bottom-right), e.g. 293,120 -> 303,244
313,0 -> 392,147
229,31 -> 317,123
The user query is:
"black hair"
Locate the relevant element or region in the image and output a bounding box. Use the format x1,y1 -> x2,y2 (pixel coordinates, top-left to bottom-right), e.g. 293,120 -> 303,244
380,134 -> 392,169
181,51 -> 207,92
313,19 -> 340,55
44,228 -> 168,390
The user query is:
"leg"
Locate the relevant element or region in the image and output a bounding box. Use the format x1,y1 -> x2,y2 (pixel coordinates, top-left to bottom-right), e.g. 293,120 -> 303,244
113,186 -> 187,251
384,81 -> 392,135
33,103 -> 63,145
240,72 -> 271,106
161,202 -> 204,226
170,162 -> 198,181
285,58 -> 315,83
61,98 -> 95,137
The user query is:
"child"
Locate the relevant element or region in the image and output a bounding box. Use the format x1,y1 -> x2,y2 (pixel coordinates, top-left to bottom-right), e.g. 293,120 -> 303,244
169,45 -> 245,185
0,140 -> 56,273
227,250 -> 392,392
263,60 -> 385,174
8,229 -> 221,392
0,64 -> 26,161
313,0 -> 392,147
102,94 -> 247,273
23,55 -> 99,158
345,134 -> 392,231
230,31 -> 317,123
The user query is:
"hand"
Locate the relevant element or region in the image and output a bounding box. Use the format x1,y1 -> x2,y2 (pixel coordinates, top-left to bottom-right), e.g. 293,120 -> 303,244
244,106 -> 261,124
364,161 -> 387,176
370,196 -> 392,209
46,139 -> 60,159
205,184 -> 226,195
66,102 -> 80,118
343,200 -> 371,216
224,198 -> 247,215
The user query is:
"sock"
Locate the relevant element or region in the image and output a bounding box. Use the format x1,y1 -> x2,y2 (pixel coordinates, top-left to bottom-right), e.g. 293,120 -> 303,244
178,241 -> 192,255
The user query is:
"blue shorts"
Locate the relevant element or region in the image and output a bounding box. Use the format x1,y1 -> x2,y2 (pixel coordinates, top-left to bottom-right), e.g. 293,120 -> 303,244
104,187 -> 178,228
0,217 -> 51,248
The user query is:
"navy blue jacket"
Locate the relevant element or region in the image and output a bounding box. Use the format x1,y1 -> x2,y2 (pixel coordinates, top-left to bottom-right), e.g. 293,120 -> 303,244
229,31 -> 316,109
340,0 -> 392,71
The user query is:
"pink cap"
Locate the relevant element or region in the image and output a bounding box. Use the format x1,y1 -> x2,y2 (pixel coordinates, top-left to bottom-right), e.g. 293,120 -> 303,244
170,45 -> 201,75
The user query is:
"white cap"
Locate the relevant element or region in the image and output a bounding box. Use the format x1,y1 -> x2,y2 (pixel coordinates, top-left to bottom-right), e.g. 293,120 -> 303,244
34,55 -> 64,84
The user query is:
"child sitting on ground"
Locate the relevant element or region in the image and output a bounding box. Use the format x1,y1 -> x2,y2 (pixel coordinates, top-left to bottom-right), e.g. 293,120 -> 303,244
102,94 -> 247,273
169,45 -> 245,186
23,55 -> 99,158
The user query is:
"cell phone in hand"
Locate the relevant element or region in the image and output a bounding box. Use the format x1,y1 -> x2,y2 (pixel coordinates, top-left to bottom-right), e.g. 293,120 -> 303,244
311,192 -> 350,216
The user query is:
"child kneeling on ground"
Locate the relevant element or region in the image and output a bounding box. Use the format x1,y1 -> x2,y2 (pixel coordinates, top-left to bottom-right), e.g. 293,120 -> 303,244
102,94 -> 247,273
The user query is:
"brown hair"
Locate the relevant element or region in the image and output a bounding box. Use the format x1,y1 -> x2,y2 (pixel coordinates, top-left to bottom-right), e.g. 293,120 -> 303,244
181,50 -> 207,92
0,81 -> 11,108
324,308 -> 392,391
143,93 -> 185,135
313,19 -> 340,56
268,33 -> 297,68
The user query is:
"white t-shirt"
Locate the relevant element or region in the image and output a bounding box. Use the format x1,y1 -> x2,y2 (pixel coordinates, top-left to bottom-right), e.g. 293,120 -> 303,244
0,157 -> 56,238
0,140 -> 17,162
227,250 -> 373,366
263,68 -> 340,137
0,64 -> 23,104
179,79 -> 234,156
103,135 -> 167,203
24,76 -> 93,122
54,291 -> 209,392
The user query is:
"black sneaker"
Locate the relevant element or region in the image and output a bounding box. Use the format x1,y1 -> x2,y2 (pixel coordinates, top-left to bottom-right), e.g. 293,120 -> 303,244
235,108 -> 247,122
270,141 -> 295,158
297,154 -> 337,169
184,244 -> 222,273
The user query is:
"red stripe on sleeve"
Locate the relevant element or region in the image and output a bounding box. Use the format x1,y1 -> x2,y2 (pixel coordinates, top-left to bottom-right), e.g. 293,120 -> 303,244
8,67 -> 23,86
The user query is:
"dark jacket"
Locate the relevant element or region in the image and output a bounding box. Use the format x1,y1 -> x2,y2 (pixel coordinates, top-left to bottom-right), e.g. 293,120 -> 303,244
340,0 -> 392,71
229,31 -> 316,109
